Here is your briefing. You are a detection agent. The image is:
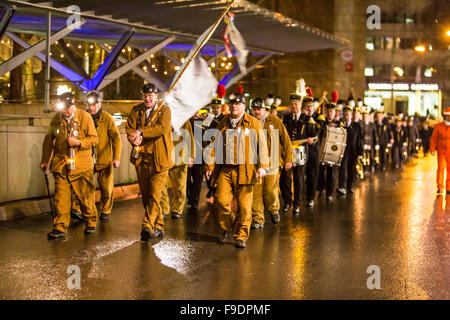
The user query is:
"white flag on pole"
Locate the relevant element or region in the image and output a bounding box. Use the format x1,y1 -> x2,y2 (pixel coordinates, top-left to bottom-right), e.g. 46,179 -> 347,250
165,57 -> 218,131
164,3 -> 234,131
170,25 -> 214,88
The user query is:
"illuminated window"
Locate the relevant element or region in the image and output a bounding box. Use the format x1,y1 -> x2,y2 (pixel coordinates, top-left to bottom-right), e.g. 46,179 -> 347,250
366,37 -> 374,51
365,67 -> 374,77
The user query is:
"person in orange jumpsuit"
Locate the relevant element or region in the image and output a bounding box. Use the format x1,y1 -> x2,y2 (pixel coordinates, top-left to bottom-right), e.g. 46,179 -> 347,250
430,107 -> 450,195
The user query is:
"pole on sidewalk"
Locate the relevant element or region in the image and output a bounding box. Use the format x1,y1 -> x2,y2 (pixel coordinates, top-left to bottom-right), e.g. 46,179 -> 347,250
44,172 -> 55,218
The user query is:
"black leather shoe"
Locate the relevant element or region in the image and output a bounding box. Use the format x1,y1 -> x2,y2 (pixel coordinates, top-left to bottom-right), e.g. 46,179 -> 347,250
150,229 -> 164,238
251,222 -> 264,229
171,212 -> 182,219
293,206 -> 300,215
47,229 -> 66,239
100,213 -> 109,221
84,227 -> 96,235
306,200 -> 314,208
219,231 -> 230,244
70,210 -> 84,221
282,203 -> 291,213
140,228 -> 151,241
271,214 -> 280,224
235,240 -> 247,249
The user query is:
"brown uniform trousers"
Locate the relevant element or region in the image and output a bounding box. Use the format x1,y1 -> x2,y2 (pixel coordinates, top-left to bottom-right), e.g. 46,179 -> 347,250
161,164 -> 188,215
54,171 -> 97,232
160,121 -> 195,215
72,164 -> 115,215
41,108 -> 98,232
126,103 -> 173,233
73,111 -> 122,216
252,114 -> 292,225
209,113 -> 269,242
215,166 -> 254,241
251,173 -> 280,224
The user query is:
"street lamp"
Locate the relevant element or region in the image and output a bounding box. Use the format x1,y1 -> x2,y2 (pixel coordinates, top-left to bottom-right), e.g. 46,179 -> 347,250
393,67 -> 404,77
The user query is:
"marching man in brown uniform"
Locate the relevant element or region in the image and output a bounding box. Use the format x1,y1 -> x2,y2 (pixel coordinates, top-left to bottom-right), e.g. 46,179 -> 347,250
250,98 -> 293,228
41,92 -> 99,239
126,83 -> 174,241
160,120 -> 195,219
81,91 -> 122,221
205,91 -> 269,249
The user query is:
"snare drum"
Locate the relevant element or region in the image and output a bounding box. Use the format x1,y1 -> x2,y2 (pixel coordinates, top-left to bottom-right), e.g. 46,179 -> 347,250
293,145 -> 307,166
319,126 -> 347,166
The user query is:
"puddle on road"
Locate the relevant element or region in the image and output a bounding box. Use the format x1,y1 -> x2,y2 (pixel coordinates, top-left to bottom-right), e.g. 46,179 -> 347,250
72,238 -> 197,277
73,239 -> 139,263
152,238 -> 196,275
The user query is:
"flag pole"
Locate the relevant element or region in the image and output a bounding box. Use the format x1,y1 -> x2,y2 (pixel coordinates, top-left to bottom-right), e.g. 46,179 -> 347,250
163,0 -> 235,102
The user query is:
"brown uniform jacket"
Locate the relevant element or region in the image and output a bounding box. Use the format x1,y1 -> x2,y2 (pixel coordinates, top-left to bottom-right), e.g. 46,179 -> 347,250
208,112 -> 269,186
263,114 -> 293,170
95,111 -> 122,170
173,120 -> 195,167
42,107 -> 98,177
126,103 -> 173,172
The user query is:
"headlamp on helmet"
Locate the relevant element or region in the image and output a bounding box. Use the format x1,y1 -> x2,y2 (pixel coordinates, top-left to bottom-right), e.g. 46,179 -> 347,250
56,92 -> 75,111
85,91 -> 102,105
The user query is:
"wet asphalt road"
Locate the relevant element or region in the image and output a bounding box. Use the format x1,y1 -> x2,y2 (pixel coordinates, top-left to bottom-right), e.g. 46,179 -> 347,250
0,155 -> 449,300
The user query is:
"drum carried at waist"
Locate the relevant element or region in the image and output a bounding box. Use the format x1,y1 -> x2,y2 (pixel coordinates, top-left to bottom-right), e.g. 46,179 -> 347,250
293,145 -> 307,166
291,137 -> 318,167
319,126 -> 347,166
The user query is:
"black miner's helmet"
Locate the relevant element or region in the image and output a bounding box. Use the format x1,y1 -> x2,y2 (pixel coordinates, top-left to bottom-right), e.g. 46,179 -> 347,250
58,92 -> 75,109
141,83 -> 159,94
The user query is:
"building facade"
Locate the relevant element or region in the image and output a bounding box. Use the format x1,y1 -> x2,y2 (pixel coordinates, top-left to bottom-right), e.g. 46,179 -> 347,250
245,0 -> 367,105
245,0 -> 448,117
364,0 -> 449,118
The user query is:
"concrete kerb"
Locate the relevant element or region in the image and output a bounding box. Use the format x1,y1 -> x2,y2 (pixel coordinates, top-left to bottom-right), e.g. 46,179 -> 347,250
0,183 -> 141,222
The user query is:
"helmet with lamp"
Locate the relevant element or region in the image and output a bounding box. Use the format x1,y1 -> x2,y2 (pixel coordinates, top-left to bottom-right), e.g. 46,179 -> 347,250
55,92 -> 75,111
85,91 -> 102,106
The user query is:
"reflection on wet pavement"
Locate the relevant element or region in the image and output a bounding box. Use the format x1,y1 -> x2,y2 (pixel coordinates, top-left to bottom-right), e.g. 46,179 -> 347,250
0,155 -> 448,299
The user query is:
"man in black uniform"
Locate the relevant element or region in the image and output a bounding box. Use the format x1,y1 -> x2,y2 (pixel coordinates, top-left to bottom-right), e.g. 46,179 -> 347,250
392,118 -> 408,168
317,102 -> 342,202
360,110 -> 379,173
420,120 -> 433,156
374,111 -> 394,171
280,93 -> 315,214
203,98 -> 225,199
303,97 -> 324,208
187,111 -> 205,209
337,105 -> 363,195
407,117 -> 420,158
